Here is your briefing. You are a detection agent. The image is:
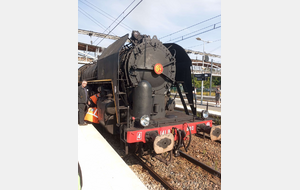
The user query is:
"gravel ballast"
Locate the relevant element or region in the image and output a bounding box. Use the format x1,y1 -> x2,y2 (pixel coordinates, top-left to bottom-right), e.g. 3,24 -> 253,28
94,125 -> 221,190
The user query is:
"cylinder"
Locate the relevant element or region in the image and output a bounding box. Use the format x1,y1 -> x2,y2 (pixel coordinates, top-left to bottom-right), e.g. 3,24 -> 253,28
132,80 -> 152,118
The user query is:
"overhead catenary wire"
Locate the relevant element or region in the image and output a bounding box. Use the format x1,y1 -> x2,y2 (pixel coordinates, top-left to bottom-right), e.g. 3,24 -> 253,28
82,0 -> 113,18
78,7 -> 117,36
93,0 -> 136,44
79,0 -> 133,32
164,22 -> 221,43
172,25 -> 221,43
82,0 -> 133,31
208,46 -> 221,53
159,14 -> 221,40
78,8 -> 107,31
96,0 -> 143,46
187,39 -> 221,49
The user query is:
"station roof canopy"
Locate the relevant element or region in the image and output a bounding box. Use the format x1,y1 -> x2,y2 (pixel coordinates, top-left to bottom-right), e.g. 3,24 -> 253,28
191,59 -> 221,68
78,29 -> 221,58
78,42 -> 103,53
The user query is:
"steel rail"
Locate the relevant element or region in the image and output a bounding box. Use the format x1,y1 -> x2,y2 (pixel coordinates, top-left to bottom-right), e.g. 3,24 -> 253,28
133,154 -> 175,190
179,150 -> 221,178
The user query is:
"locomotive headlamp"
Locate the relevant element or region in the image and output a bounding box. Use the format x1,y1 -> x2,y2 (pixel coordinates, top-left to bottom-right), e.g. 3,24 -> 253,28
154,63 -> 163,75
202,110 -> 209,119
140,115 -> 150,127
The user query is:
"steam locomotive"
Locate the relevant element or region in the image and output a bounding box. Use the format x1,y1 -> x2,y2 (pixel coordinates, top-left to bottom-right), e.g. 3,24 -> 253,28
78,31 -> 212,157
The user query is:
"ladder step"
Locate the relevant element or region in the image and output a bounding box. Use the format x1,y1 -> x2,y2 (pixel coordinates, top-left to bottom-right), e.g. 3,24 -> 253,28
120,138 -> 127,143
117,92 -> 126,95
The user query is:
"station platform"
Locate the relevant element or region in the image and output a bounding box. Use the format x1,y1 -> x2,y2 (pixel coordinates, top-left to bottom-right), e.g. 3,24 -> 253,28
171,93 -> 221,102
78,124 -> 147,190
175,97 -> 221,117
175,104 -> 221,117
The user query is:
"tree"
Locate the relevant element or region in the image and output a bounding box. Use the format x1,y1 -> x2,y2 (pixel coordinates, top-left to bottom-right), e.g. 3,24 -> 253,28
191,75 -> 202,88
212,76 -> 221,86
191,75 -> 221,90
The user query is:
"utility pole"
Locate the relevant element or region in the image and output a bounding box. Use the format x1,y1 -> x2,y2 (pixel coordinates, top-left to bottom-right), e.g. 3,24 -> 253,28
196,37 -> 211,105
201,43 -> 204,105
210,59 -> 213,96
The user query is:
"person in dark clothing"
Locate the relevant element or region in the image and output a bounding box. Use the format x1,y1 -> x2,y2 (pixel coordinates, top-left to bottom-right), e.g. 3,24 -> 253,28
88,87 -> 101,108
78,80 -> 88,125
215,87 -> 221,107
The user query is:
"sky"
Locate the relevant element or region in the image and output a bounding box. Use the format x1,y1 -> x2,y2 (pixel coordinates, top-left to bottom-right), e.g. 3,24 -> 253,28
78,0 -> 221,63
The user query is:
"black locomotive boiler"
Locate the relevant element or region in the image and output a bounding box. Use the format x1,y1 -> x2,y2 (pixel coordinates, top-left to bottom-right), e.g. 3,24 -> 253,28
78,31 -> 212,156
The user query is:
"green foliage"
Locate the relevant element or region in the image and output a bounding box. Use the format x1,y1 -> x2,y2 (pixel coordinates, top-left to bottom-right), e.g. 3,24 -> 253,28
191,75 -> 221,89
213,116 -> 221,125
171,75 -> 221,94
203,78 -> 211,89
212,76 -> 221,86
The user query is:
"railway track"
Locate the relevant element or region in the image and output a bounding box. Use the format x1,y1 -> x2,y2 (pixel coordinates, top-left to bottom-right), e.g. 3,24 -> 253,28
133,153 -> 175,190
96,124 -> 220,189
133,149 -> 221,190
179,150 -> 221,179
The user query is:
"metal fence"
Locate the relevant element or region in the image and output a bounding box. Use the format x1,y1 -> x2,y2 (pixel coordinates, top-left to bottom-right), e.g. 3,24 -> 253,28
191,68 -> 221,75
170,86 -> 219,97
